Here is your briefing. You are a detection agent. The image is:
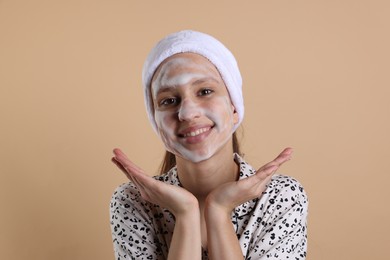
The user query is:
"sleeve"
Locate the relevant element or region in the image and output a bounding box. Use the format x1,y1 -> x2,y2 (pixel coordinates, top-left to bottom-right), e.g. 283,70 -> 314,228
248,175 -> 309,260
110,183 -> 166,260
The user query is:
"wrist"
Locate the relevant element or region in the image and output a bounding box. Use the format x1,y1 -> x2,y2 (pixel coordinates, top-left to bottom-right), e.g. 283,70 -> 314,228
174,207 -> 201,236
204,199 -> 231,222
174,199 -> 200,219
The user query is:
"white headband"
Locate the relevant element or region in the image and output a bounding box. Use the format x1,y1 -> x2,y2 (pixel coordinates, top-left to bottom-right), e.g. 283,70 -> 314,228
142,30 -> 244,134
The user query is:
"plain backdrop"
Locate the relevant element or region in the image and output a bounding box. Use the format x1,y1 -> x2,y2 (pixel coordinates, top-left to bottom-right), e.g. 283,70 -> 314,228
1,0 -> 389,259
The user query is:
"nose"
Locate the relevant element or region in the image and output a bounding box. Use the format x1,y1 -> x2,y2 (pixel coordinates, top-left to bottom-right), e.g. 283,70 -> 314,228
178,98 -> 202,121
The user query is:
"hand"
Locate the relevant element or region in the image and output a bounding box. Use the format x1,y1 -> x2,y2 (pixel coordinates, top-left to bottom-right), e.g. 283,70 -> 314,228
205,148 -> 293,215
112,148 -> 199,216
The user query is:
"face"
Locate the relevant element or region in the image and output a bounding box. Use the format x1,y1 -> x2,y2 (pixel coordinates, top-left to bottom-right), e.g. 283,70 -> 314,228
151,53 -> 239,163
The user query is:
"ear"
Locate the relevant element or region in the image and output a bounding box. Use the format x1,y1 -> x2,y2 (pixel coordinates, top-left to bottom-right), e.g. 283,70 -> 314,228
232,105 -> 239,124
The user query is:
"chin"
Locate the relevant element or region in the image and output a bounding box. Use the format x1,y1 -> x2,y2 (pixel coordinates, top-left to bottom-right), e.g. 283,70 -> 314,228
178,147 -> 218,163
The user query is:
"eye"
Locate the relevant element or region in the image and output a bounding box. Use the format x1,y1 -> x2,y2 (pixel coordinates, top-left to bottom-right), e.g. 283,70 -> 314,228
199,88 -> 214,96
160,97 -> 178,107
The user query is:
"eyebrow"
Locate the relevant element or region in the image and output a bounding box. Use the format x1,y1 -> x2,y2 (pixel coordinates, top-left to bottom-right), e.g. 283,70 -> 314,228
192,77 -> 220,85
155,76 -> 221,96
155,86 -> 175,96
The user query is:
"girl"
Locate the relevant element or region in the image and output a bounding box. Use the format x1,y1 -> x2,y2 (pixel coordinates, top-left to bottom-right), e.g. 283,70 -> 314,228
110,30 -> 308,259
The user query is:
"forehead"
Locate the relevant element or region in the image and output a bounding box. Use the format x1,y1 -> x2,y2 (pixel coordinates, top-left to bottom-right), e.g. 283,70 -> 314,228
151,53 -> 222,85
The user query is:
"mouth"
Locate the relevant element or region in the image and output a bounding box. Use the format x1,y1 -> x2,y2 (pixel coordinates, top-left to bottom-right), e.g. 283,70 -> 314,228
183,127 -> 210,137
178,125 -> 213,138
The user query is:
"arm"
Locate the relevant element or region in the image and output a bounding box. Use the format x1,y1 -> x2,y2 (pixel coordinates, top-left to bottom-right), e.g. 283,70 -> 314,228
168,206 -> 201,260
112,148 -> 202,260
205,148 -> 293,260
204,204 -> 243,259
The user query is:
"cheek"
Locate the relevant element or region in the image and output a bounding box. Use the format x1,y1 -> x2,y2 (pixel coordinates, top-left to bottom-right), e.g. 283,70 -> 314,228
206,97 -> 235,126
155,111 -> 175,136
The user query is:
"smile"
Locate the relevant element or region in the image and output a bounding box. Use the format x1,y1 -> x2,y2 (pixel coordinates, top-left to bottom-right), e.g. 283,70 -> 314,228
183,127 -> 211,137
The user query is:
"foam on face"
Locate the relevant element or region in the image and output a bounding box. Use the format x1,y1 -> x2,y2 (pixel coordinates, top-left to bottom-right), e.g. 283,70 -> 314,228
152,57 -> 206,98
152,54 -> 237,163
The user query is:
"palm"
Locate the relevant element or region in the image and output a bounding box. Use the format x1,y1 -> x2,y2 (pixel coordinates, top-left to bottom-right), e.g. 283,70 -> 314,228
206,148 -> 293,213
112,148 -> 198,215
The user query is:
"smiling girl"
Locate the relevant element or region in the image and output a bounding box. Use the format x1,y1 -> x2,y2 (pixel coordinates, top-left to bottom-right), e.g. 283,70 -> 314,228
110,30 -> 308,259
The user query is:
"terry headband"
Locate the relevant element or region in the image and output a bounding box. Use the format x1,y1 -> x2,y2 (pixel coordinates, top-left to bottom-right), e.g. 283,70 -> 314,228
142,30 -> 244,134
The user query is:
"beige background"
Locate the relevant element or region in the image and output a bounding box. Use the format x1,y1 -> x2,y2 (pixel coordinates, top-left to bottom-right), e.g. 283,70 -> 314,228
1,0 -> 389,259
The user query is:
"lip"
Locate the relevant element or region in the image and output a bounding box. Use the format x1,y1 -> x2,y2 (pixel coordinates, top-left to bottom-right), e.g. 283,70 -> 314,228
178,125 -> 214,144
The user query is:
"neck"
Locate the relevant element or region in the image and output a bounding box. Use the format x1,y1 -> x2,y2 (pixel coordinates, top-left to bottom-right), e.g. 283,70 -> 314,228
175,142 -> 239,200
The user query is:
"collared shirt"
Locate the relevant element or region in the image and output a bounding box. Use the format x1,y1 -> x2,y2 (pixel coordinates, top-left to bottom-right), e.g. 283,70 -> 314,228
110,154 -> 308,259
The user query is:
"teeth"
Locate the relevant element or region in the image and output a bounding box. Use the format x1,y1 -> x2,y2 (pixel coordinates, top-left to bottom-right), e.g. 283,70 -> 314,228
184,127 -> 209,137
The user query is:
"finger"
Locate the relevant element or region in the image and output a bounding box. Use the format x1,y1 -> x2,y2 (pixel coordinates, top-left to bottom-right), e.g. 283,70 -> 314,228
248,165 -> 279,196
113,148 -> 147,177
114,149 -> 147,175
113,148 -> 132,167
255,164 -> 278,181
237,164 -> 277,191
111,157 -> 128,176
258,147 -> 293,171
112,148 -> 160,191
272,147 -> 293,164
112,154 -> 145,181
112,157 -> 140,186
120,161 -> 156,189
130,175 -> 166,204
252,148 -> 294,186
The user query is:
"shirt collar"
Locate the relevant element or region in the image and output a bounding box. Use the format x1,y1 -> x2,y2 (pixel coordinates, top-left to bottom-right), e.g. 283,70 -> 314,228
156,153 -> 258,217
155,166 -> 181,187
233,153 -> 259,217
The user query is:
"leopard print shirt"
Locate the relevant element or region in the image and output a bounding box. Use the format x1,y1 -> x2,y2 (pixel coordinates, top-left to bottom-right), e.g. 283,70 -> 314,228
110,154 -> 308,259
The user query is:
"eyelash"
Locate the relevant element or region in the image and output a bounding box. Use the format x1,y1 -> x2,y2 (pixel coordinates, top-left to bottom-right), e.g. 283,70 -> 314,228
199,88 -> 213,96
160,97 -> 178,106
158,88 -> 214,107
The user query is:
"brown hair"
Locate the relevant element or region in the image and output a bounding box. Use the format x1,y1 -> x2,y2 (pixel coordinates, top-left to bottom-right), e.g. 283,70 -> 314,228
158,131 -> 242,174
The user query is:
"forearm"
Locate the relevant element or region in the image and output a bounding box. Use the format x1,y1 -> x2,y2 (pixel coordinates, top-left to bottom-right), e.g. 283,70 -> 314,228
205,207 -> 243,260
168,208 -> 202,260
